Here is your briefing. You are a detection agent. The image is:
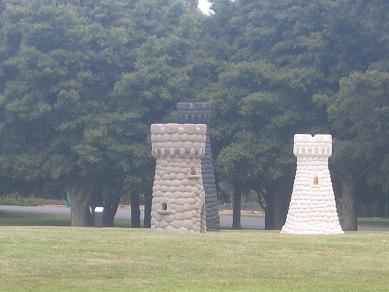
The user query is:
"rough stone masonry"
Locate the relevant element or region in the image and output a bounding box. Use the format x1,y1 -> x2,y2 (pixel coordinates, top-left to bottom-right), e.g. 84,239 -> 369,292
177,102 -> 220,230
281,134 -> 343,234
150,123 -> 207,233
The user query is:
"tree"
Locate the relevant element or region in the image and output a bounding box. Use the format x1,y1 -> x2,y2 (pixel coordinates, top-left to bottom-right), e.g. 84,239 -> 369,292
210,60 -> 323,229
1,0 -> 389,231
0,0 -> 204,226
319,70 -> 389,230
204,0 -> 389,229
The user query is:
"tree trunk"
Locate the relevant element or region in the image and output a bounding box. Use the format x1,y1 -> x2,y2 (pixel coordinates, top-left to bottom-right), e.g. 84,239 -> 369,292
88,186 -> 120,227
372,200 -> 380,217
70,186 -> 92,226
232,186 -> 241,229
265,191 -> 289,230
264,178 -> 293,230
264,201 -> 273,230
89,187 -> 102,226
144,191 -> 152,228
338,173 -> 357,231
130,192 -> 141,228
255,191 -> 273,230
103,198 -> 120,227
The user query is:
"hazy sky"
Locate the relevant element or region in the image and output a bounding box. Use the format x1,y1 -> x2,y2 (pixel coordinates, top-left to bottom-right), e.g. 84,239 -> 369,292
198,0 -> 212,14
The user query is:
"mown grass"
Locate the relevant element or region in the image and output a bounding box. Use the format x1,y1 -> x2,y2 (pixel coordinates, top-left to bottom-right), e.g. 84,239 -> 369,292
1,227 -> 389,291
0,211 -> 130,228
0,194 -> 66,206
0,211 -> 70,227
358,217 -> 389,227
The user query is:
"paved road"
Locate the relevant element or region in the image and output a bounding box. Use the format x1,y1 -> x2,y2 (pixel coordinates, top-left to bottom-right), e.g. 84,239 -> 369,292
0,205 -> 387,231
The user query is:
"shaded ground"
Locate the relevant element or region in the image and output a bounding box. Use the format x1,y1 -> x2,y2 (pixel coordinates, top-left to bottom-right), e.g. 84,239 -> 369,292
1,205 -> 388,231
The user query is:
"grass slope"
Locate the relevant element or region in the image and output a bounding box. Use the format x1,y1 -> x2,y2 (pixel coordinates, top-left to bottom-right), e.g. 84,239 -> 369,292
1,227 -> 389,291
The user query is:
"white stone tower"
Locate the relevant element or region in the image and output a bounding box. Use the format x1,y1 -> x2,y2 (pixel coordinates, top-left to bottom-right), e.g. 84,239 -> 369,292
177,102 -> 220,230
150,123 -> 207,233
281,134 -> 343,234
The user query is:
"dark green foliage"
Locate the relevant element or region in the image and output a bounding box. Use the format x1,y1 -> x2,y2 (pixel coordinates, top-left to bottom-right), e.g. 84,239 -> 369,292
0,0 -> 388,228
325,71 -> 389,192
0,0 -> 204,225
205,0 -> 389,228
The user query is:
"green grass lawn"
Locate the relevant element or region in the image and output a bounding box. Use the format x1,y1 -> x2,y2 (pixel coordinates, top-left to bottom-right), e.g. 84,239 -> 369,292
0,194 -> 66,206
1,227 -> 389,291
0,211 -> 130,228
358,217 -> 389,227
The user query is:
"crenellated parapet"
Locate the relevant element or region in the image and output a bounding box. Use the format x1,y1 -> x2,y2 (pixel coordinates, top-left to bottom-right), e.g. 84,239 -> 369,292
293,134 -> 332,158
151,124 -> 206,159
177,102 -> 213,124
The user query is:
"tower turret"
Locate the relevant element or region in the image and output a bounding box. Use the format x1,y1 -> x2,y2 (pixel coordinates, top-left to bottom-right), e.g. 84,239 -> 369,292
177,102 -> 220,230
151,123 -> 207,233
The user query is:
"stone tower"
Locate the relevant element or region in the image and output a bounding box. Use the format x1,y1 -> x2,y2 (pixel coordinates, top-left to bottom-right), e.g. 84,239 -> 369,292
281,134 -> 343,234
177,102 -> 220,230
150,123 -> 207,233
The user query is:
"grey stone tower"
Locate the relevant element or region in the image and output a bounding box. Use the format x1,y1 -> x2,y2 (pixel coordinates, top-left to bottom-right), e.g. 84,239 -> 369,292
177,102 -> 220,230
151,124 -> 207,233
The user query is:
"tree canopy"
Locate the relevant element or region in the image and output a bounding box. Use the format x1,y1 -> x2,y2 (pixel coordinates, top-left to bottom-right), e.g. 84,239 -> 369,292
0,0 -> 388,229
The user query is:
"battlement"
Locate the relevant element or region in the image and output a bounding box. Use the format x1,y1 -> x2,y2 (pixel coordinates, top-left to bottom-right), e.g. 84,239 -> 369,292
177,102 -> 213,124
293,134 -> 332,157
151,123 -> 206,158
